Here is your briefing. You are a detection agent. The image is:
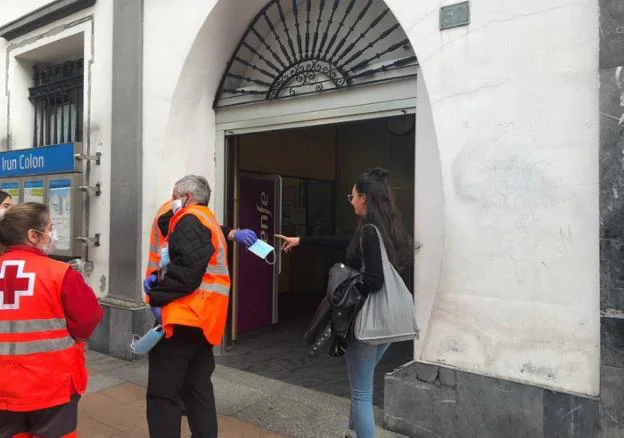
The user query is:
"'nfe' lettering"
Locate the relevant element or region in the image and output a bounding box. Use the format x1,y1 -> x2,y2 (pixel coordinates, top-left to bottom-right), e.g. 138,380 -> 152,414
256,192 -> 272,242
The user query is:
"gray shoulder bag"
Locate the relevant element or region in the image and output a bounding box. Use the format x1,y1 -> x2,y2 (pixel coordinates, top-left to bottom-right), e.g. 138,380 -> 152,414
354,224 -> 420,345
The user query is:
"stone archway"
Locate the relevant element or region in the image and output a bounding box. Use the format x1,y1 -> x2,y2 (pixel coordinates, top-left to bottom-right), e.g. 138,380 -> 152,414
149,0 -> 444,361
142,4 -> 605,435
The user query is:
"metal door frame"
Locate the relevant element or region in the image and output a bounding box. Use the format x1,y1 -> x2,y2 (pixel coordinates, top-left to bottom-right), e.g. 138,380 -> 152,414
214,83 -> 417,351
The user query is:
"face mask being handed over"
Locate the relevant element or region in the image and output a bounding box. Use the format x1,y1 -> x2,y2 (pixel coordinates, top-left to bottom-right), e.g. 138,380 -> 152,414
248,239 -> 276,265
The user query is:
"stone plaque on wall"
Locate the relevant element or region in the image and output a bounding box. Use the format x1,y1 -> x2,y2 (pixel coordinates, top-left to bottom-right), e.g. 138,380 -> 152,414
440,1 -> 470,30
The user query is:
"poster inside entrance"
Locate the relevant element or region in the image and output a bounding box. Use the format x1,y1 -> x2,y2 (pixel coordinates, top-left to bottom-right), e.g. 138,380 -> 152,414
23,180 -> 45,203
48,179 -> 72,251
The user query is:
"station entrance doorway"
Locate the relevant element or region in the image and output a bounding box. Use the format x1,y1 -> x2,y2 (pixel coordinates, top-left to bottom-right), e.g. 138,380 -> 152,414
216,114 -> 416,404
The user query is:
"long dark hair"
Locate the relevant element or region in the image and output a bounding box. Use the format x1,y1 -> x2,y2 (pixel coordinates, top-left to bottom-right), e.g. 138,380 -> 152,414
346,168 -> 412,270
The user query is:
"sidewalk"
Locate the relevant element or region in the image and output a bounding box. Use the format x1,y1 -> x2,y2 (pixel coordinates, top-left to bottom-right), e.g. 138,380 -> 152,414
79,382 -> 283,437
81,352 -> 283,437
83,349 -> 404,438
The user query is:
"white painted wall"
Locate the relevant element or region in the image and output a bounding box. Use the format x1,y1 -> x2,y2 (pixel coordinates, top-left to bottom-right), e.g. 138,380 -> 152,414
409,0 -> 600,397
0,37 -> 7,145
0,2 -> 114,298
146,0 -> 599,397
413,69 -> 444,360
142,0 -> 266,245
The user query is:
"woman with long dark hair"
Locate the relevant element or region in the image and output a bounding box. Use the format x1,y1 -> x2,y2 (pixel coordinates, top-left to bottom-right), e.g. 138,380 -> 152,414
277,167 -> 412,438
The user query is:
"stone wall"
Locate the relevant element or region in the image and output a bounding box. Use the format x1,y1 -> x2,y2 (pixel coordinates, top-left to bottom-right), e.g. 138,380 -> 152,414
385,362 -> 599,438
599,0 -> 624,436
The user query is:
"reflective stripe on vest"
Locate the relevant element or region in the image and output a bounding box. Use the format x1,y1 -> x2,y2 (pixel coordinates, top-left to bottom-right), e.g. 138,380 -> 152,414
147,230 -> 162,273
0,317 -> 74,355
149,241 -> 160,255
199,281 -> 230,297
0,335 -> 74,355
206,264 -> 229,277
0,318 -> 67,334
146,259 -> 160,272
190,209 -> 230,281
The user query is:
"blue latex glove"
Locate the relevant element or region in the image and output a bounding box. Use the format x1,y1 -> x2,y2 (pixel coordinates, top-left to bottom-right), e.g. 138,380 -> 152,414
234,229 -> 258,247
143,274 -> 157,294
151,306 -> 162,322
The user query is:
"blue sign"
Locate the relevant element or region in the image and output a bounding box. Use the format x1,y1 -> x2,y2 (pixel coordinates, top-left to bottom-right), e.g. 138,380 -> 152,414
24,180 -> 43,189
49,178 -> 72,189
0,143 -> 77,178
0,182 -> 19,190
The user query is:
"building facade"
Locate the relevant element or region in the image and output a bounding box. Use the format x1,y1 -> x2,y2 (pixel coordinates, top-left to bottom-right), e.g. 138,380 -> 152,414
0,0 -> 621,436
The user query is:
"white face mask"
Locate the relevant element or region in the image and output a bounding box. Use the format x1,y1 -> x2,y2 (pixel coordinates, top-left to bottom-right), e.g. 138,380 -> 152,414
248,239 -> 276,265
36,229 -> 58,254
172,198 -> 185,214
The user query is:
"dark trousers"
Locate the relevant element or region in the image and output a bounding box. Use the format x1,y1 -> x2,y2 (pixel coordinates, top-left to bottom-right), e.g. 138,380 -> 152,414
0,395 -> 79,437
146,325 -> 217,438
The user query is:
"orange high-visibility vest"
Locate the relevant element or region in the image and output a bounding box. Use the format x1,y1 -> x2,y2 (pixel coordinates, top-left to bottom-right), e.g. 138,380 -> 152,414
161,205 -> 231,346
0,249 -> 87,412
145,200 -> 173,306
145,200 -> 173,278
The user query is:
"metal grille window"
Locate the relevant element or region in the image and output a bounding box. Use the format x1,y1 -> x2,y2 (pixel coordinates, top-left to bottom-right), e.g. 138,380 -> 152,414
29,59 -> 84,147
214,0 -> 418,108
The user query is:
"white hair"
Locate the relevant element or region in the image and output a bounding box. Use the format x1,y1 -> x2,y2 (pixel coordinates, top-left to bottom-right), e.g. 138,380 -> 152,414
174,175 -> 212,205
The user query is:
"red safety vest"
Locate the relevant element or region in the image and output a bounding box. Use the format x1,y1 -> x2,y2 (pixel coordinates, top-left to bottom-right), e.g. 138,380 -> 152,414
0,248 -> 86,412
161,205 -> 231,346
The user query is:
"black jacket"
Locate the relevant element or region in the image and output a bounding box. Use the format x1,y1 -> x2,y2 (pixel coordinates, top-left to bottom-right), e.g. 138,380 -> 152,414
148,208 -> 231,307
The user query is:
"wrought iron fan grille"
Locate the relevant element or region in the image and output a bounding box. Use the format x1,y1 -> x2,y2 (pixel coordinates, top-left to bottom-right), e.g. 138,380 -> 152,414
214,0 -> 417,108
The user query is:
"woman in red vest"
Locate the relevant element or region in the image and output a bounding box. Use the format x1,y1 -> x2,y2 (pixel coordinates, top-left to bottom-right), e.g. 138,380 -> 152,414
0,203 -> 103,438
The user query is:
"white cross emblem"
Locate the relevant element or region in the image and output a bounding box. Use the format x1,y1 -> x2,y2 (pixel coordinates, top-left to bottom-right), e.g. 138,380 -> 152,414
0,260 -> 36,310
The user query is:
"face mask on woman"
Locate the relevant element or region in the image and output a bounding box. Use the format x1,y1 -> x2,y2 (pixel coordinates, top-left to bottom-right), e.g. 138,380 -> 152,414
35,229 -> 58,254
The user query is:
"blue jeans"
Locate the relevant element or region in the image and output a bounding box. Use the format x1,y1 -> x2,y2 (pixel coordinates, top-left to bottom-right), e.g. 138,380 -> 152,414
345,340 -> 390,438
